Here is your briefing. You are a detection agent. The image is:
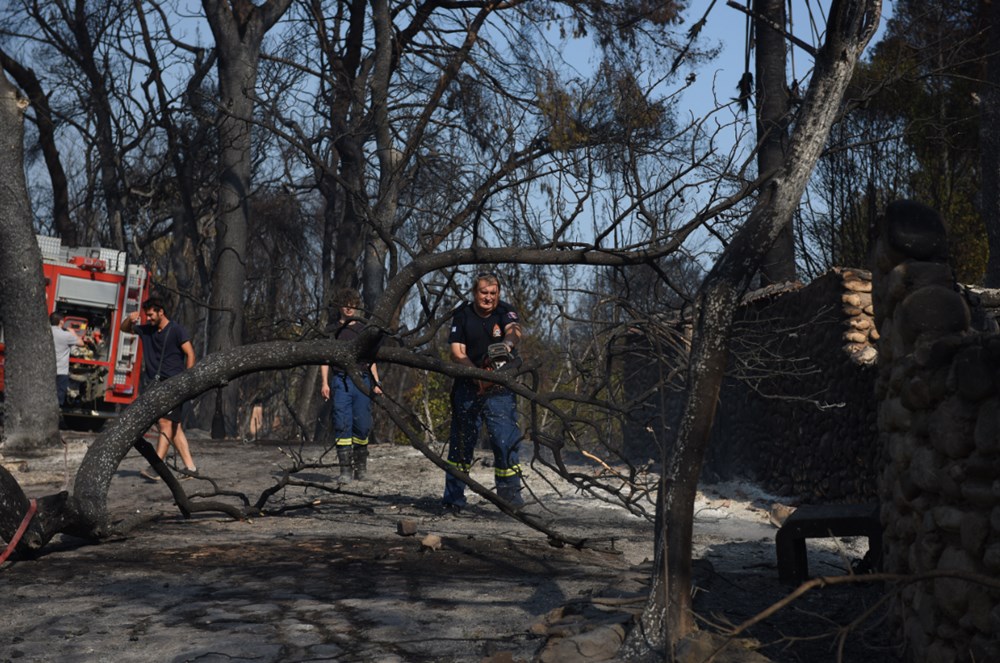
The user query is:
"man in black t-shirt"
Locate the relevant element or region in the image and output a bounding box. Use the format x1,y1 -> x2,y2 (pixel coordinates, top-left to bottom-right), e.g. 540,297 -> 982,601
442,272 -> 524,511
121,297 -> 198,481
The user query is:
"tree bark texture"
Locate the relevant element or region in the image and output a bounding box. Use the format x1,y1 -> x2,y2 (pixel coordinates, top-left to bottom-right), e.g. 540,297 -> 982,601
201,0 -> 292,437
363,0 -> 398,309
318,171 -> 341,312
627,0 -> 883,656
755,0 -> 797,285
329,0 -> 372,293
0,50 -> 74,246
334,136 -> 369,291
0,68 -> 61,456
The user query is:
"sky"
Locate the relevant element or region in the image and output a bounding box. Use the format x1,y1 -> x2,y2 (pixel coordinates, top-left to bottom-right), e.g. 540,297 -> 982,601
678,0 -> 895,121
631,1 -> 898,272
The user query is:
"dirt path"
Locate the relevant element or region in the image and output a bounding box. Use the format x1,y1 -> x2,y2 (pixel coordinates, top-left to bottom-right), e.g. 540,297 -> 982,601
1,433 -> 894,662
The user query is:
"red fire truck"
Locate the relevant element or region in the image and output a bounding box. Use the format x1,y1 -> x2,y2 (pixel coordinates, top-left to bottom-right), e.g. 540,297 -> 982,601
0,235 -> 150,426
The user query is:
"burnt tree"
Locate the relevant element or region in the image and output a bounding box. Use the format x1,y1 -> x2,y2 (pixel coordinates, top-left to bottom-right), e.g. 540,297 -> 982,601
623,0 -> 883,657
0,66 -> 60,455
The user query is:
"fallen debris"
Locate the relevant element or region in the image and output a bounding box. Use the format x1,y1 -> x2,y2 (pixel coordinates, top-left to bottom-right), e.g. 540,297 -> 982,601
396,519 -> 418,536
420,533 -> 442,551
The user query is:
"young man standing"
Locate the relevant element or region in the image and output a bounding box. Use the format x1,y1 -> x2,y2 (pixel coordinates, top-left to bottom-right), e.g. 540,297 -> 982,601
442,272 -> 524,512
121,297 -> 198,480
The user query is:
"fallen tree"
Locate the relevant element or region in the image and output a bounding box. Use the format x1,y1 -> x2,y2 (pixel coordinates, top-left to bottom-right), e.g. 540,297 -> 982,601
0,4 -> 886,658
0,244 -> 688,554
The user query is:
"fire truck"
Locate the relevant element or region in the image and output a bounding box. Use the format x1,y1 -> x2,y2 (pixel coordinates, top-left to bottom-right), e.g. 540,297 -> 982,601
0,235 -> 150,426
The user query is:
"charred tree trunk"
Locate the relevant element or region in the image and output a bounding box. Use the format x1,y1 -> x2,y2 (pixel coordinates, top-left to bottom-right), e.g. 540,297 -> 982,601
363,0 -> 398,309
0,68 -> 61,456
0,51 -> 75,245
755,0 -> 796,285
201,0 -> 292,438
334,136 -> 368,291
318,170 -> 341,311
206,51 -> 253,438
624,1 -> 882,657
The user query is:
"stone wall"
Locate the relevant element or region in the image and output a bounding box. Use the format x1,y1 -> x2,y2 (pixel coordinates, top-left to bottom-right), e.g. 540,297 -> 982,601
871,200 -> 1000,662
623,269 -> 883,503
620,322 -> 690,462
706,269 -> 880,502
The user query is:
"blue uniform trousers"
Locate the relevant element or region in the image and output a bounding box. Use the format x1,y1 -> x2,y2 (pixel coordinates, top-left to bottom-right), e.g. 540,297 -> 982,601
332,373 -> 372,447
443,379 -> 522,507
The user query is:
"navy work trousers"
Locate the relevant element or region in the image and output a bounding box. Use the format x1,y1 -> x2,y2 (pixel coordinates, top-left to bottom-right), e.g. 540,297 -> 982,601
332,373 -> 373,447
442,379 -> 522,507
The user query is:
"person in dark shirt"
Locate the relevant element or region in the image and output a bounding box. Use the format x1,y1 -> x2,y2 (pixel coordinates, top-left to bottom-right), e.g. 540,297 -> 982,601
320,287 -> 382,483
121,296 -> 198,481
442,272 -> 524,512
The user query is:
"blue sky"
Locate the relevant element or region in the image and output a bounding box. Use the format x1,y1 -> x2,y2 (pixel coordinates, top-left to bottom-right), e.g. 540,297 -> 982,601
678,1 -> 895,121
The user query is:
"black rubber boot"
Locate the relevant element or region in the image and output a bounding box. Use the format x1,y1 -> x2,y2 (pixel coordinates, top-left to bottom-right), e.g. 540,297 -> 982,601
353,445 -> 369,481
497,485 -> 525,508
336,447 -> 354,484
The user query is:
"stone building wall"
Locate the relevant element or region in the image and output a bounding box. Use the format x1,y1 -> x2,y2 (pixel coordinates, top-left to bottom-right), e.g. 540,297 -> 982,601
620,323 -> 690,462
871,200 -> 1000,662
623,269 -> 883,503
705,268 -> 881,501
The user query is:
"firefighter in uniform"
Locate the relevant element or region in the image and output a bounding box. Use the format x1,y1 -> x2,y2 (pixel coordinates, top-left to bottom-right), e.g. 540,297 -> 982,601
442,272 -> 525,511
320,287 -> 382,483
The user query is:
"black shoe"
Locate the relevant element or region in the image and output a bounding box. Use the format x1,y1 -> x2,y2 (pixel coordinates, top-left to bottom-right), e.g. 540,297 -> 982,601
139,469 -> 160,482
176,467 -> 200,480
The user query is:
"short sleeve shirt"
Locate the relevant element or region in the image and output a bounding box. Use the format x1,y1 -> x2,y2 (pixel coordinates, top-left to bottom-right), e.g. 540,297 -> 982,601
326,320 -> 371,373
135,320 -> 192,379
52,326 -> 79,375
448,301 -> 520,368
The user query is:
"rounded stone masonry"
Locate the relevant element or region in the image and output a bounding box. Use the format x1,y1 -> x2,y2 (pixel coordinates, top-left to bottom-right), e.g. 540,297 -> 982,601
951,347 -> 996,402
973,398 -> 1000,455
898,286 -> 970,346
883,199 -> 950,262
873,200 -> 1000,663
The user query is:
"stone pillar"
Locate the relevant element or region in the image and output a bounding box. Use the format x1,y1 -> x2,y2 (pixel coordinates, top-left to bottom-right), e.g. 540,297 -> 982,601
871,200 -> 1000,662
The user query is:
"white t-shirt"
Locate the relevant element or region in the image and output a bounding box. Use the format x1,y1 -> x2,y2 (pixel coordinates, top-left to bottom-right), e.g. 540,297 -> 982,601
52,326 -> 80,375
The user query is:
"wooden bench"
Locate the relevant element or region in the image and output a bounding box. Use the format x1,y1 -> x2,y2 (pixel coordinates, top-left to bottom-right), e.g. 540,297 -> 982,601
775,502 -> 882,585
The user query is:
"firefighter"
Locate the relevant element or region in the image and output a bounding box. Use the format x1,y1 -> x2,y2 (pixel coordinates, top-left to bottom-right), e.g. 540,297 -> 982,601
442,272 -> 524,513
320,287 -> 382,483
